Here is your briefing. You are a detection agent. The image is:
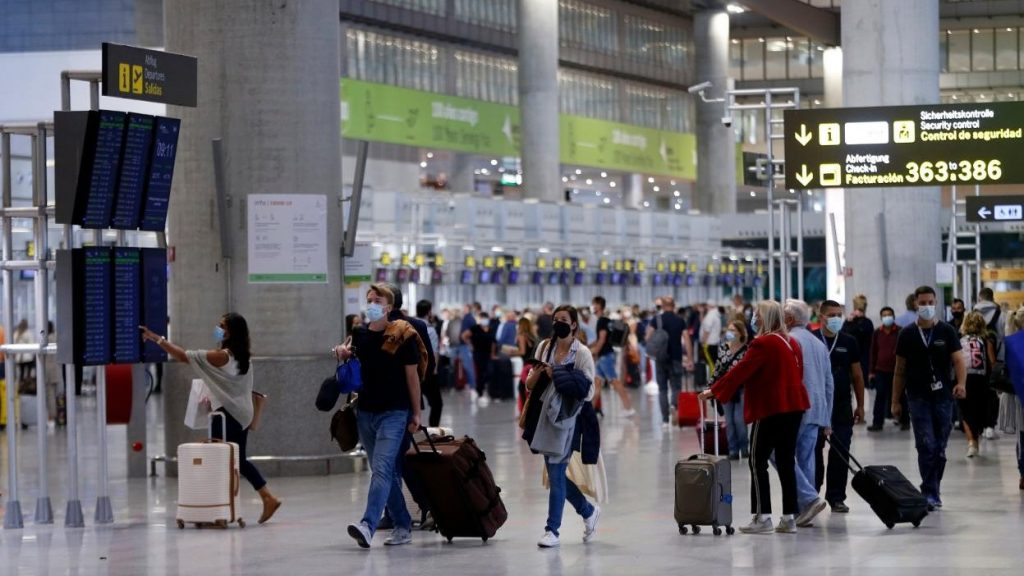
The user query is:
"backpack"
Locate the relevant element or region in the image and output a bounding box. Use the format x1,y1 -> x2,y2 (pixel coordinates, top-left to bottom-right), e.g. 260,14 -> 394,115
646,314 -> 671,362
609,320 -> 629,348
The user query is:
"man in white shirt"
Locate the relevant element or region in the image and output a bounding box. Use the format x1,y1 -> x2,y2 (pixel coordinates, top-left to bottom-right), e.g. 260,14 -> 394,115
700,301 -> 722,369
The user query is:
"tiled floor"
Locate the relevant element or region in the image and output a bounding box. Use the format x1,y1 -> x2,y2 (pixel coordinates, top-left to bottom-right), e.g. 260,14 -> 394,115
2,387 -> 1023,576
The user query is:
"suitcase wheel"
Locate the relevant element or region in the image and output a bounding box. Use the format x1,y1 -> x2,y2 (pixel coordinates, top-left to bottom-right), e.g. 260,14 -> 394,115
726,526 -> 735,535
691,525 -> 701,535
678,524 -> 688,535
176,519 -> 185,530
912,520 -> 921,528
481,537 -> 488,543
885,522 -> 895,530
238,518 -> 246,529
713,526 -> 722,536
446,537 -> 454,543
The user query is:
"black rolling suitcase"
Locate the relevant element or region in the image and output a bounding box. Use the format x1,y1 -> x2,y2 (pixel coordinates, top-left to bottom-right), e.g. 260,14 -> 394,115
827,437 -> 928,529
488,357 -> 515,400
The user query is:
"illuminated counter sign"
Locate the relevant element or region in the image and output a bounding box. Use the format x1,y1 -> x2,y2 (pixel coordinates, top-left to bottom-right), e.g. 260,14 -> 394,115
784,102 -> 1024,189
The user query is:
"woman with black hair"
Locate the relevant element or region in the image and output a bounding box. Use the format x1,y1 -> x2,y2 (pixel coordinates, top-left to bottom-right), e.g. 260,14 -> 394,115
140,313 -> 282,524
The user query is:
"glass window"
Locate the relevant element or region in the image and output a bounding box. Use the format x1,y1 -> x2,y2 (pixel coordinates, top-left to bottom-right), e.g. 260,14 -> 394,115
787,38 -> 810,79
369,0 -> 445,16
623,15 -> 689,70
743,38 -> 764,80
996,27 -> 1018,70
939,32 -> 948,73
764,38 -> 788,79
455,0 -> 516,31
948,30 -> 970,72
729,40 -> 742,80
809,42 -> 824,78
972,29 -> 994,71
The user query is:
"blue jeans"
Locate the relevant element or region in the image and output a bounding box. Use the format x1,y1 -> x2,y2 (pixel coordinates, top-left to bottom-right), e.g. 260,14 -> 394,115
794,420 -> 821,509
655,358 -> 683,423
545,458 -> 594,536
724,398 -> 748,456
1017,432 -> 1024,477
872,372 -> 893,427
908,396 -> 954,501
596,353 -> 618,382
356,409 -> 412,534
457,344 -> 477,391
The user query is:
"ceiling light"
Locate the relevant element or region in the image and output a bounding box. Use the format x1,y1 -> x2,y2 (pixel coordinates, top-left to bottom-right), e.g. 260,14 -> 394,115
575,169 -> 582,175
973,28 -> 980,34
426,152 -> 434,159
609,181 -> 616,188
653,186 -> 660,192
673,190 -> 680,197
670,180 -> 676,186
726,3 -> 746,14
758,37 -> 765,43
490,159 -> 498,165
481,168 -> 489,175
562,176 -> 569,183
749,191 -> 756,197
596,191 -> 602,196
491,246 -> 504,252
586,179 -> 593,185
600,172 -> 607,178
570,175 -> 577,180
647,177 -> 655,183
603,198 -> 611,204
538,247 -> 550,254
674,204 -> 682,210
643,201 -> 650,207
474,169 -> 481,175
1008,28 -> 1014,32
419,161 -> 427,168
462,245 -> 475,251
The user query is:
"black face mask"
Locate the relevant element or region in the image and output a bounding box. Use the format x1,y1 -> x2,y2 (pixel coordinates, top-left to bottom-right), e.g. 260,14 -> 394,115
553,321 -> 572,339
952,311 -> 964,320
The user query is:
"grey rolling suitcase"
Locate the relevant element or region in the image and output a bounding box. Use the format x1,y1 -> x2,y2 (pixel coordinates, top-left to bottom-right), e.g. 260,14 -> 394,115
674,398 -> 734,535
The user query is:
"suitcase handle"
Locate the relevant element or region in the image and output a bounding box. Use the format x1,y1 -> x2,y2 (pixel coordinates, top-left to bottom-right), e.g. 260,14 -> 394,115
697,397 -> 721,455
410,425 -> 439,455
824,435 -> 863,473
208,411 -> 228,443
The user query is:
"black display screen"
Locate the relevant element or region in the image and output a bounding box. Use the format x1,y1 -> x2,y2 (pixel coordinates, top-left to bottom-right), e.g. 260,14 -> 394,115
112,248 -> 142,363
594,272 -> 606,285
573,272 -> 584,286
547,272 -> 559,285
478,270 -> 491,284
81,247 -> 112,365
531,271 -> 543,285
141,248 -> 168,363
111,113 -> 155,229
507,270 -> 519,285
652,274 -> 663,286
632,273 -> 643,286
686,274 -> 696,287
82,111 -> 127,228
139,116 -> 180,231
395,268 -> 409,283
431,269 -> 444,284
491,270 -> 503,284
410,269 -> 421,284
460,270 -> 473,284
610,272 -> 623,285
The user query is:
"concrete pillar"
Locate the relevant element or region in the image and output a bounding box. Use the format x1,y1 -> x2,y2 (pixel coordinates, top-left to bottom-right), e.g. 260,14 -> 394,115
842,0 -> 941,314
449,153 -> 477,194
822,47 -> 846,305
694,9 -> 736,214
624,174 -> 644,209
518,0 -> 560,203
164,0 -> 346,475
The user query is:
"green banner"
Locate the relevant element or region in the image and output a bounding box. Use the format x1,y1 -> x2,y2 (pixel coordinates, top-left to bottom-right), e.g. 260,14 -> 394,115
341,78 -> 696,179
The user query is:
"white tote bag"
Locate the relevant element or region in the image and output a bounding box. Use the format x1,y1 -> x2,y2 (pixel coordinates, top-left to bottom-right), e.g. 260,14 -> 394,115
183,379 -> 212,430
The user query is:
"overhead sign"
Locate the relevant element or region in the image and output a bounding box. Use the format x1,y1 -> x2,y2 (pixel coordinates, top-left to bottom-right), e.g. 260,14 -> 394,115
966,195 -> 1024,223
102,43 -> 198,107
784,102 -> 1024,189
341,79 -> 696,179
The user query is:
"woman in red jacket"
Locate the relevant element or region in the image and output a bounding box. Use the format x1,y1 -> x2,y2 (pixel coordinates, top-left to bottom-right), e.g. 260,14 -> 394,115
699,300 -> 810,534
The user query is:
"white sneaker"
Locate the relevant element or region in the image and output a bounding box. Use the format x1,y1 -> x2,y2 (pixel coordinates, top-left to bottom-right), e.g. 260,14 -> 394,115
621,408 -> 637,418
478,395 -> 491,407
795,498 -> 827,527
537,531 -> 560,548
739,515 -> 774,534
775,517 -> 797,533
984,427 -> 996,439
967,443 -> 979,458
645,381 -> 659,396
384,527 -> 412,546
583,506 -> 601,543
347,522 -> 372,549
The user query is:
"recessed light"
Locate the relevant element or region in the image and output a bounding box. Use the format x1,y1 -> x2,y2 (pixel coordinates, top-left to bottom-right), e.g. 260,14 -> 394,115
653,186 -> 660,192
562,176 -> 569,182
419,161 -> 427,168
603,198 -> 611,204
576,169 -> 582,175
749,191 -> 756,197
674,204 -> 682,210
648,177 -> 655,183
600,172 -> 607,178
609,182 -> 617,188
426,152 -> 434,159
643,201 -> 650,207
673,190 -> 680,197
490,159 -> 498,165
670,180 -> 676,186
596,191 -> 602,196
586,179 -> 593,185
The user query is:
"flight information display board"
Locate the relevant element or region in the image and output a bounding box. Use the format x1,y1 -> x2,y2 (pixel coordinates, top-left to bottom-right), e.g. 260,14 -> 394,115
141,248 -> 169,363
784,102 -> 1024,189
79,111 -> 127,228
139,116 -> 180,231
111,114 -> 155,229
112,247 -> 142,363
74,247 -> 114,365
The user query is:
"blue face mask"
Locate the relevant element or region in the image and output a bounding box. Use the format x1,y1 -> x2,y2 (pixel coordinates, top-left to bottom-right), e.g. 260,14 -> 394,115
365,303 -> 386,323
826,317 -> 844,334
724,331 -> 737,342
214,326 -> 226,342
881,316 -> 895,327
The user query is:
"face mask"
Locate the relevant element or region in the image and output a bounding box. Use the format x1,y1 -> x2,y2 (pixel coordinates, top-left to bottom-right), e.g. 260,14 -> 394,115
750,315 -> 759,334
365,303 -> 386,323
917,305 -> 936,321
553,321 -> 572,339
952,311 -> 964,320
826,317 -> 844,334
881,316 -> 895,327
213,326 -> 226,342
724,331 -> 737,343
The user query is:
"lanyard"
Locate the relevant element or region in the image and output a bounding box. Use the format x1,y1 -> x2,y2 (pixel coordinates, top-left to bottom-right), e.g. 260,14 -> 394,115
917,325 -> 934,349
818,332 -> 839,355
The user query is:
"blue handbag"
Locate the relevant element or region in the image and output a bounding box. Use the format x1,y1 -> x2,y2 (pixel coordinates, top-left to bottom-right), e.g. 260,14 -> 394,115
336,357 -> 363,394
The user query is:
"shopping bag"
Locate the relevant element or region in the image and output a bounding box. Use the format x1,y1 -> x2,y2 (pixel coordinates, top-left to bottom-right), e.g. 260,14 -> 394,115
184,379 -> 212,430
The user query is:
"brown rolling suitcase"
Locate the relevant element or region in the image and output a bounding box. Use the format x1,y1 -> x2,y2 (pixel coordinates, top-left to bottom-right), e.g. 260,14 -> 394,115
404,427 -> 507,543
674,399 -> 734,535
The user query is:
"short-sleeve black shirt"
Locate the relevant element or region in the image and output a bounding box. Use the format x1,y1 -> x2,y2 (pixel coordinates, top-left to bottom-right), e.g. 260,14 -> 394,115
813,329 -> 860,424
352,327 -> 419,413
596,317 -> 614,357
895,321 -> 962,400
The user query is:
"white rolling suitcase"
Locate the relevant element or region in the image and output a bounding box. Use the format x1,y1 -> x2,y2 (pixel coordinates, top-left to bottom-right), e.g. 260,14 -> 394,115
176,413 -> 245,529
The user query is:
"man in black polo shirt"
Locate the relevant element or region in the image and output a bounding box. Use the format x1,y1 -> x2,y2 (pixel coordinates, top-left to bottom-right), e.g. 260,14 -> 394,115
813,300 -> 866,514
893,285 -> 967,510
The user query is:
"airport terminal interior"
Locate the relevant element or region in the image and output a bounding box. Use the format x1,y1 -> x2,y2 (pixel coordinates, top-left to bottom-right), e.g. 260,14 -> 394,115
2,0 -> 1024,574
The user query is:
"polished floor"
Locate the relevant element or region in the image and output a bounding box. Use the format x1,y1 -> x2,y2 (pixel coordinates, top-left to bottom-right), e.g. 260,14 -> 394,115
2,385 -> 1024,576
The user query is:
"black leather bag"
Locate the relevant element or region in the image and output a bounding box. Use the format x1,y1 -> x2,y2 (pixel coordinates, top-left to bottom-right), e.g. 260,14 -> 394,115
315,376 -> 341,412
330,394 -> 359,452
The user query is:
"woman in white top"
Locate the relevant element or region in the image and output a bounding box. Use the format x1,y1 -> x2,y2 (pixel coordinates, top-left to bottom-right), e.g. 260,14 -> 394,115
141,313 -> 281,524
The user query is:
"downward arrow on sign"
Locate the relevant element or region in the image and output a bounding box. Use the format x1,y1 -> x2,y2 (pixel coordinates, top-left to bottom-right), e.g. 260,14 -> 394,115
795,124 -> 813,146
795,165 -> 814,187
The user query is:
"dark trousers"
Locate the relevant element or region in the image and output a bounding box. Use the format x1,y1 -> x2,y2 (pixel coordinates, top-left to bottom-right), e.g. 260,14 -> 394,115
908,396 -> 954,500
872,372 -> 894,427
211,409 -> 266,491
749,410 -> 803,516
956,375 -> 990,437
421,372 -> 443,427
815,421 -> 853,505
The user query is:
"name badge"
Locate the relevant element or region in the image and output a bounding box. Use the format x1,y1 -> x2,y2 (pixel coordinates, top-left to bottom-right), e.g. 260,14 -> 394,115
930,380 -> 944,392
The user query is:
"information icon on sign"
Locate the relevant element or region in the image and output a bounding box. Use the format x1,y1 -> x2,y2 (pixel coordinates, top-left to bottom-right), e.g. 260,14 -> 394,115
819,123 -> 840,146
893,120 -> 916,143
820,163 -> 842,187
